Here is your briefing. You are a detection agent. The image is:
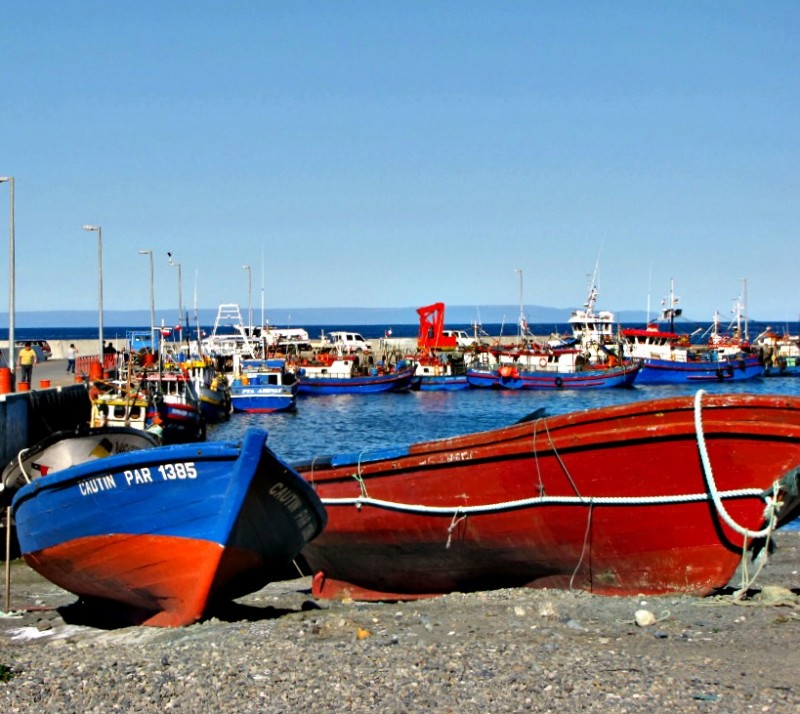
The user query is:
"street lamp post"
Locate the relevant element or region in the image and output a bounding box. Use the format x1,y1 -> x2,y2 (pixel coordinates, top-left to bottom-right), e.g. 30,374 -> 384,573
0,177 -> 14,381
82,225 -> 104,361
168,252 -> 183,340
139,250 -> 155,351
242,264 -> 252,335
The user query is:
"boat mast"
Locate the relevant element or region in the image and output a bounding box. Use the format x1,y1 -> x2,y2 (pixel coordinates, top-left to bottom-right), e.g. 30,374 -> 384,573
740,277 -> 748,341
661,278 -> 681,332
515,268 -> 525,341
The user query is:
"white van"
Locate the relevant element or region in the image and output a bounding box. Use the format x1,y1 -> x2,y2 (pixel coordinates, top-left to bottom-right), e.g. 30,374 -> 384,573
326,331 -> 373,353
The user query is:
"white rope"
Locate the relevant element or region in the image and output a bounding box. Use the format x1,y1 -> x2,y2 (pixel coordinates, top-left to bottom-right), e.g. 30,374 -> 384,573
693,389 -> 781,540
321,487 -> 767,515
445,511 -> 467,549
0,448 -> 32,493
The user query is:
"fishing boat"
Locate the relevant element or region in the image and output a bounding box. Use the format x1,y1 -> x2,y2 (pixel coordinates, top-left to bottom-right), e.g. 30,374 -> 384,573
466,349 -> 640,390
412,354 -> 471,391
296,391 -> 800,601
296,355 -> 417,395
622,325 -> 762,384
622,280 -> 762,384
410,303 -> 472,390
10,428 -> 327,627
182,356 -> 232,422
89,379 -> 154,434
140,368 -> 207,443
1,426 -> 159,503
755,329 -> 800,377
230,358 -> 298,413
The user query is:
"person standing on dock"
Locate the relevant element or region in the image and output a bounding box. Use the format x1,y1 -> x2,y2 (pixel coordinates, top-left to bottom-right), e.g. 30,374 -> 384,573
17,341 -> 37,385
66,343 -> 78,373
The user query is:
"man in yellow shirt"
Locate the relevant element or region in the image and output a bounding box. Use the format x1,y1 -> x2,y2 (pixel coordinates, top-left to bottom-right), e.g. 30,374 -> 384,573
17,341 -> 37,385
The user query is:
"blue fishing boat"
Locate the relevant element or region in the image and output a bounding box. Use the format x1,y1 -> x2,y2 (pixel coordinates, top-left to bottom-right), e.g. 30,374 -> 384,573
621,280 -> 763,385
466,361 -> 639,389
10,428 -> 327,627
755,329 -> 800,377
622,326 -> 763,384
230,358 -> 298,413
296,355 -> 416,395
412,355 -> 470,391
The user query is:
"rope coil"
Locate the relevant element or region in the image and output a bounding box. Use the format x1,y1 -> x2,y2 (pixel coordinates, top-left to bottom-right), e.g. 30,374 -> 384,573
693,389 -> 781,540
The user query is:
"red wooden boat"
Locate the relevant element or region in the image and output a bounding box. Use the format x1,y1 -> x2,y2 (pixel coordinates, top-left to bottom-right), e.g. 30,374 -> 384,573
296,391 -> 800,601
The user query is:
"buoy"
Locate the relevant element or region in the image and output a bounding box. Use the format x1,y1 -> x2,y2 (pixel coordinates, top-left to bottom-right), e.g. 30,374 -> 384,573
0,367 -> 10,394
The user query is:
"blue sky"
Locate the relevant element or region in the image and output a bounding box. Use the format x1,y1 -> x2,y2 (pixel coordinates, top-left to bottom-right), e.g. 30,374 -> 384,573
2,2 -> 798,323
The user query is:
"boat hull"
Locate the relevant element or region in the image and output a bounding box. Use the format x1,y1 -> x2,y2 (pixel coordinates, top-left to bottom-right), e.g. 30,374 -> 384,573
635,355 -> 763,384
296,392 -> 800,601
414,375 -> 470,391
230,387 -> 297,413
12,429 -> 327,626
466,363 -> 639,389
230,359 -> 298,413
198,385 -> 232,423
298,366 -> 417,395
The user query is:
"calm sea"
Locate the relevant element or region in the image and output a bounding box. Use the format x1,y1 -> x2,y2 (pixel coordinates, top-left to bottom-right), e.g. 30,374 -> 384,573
6,322 -> 800,529
3,318 -> 797,343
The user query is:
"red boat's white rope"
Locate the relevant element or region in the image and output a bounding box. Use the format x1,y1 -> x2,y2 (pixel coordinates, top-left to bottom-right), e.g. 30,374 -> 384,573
693,389 -> 781,540
321,487 -> 767,514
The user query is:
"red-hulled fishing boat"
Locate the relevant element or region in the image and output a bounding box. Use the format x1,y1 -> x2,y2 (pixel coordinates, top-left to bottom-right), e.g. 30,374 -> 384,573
296,391 -> 800,601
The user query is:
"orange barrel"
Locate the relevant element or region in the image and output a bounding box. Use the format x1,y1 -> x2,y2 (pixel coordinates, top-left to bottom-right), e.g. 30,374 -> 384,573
39,379 -> 51,389
0,367 -> 10,394
17,381 -> 30,392
89,360 -> 103,381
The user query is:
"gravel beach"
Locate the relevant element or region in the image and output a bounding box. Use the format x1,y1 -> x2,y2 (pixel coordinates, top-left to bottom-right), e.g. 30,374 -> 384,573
0,531 -> 798,712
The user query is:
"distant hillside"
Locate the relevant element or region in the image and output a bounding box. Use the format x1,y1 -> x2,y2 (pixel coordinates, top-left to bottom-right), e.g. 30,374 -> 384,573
6,304 -> 652,328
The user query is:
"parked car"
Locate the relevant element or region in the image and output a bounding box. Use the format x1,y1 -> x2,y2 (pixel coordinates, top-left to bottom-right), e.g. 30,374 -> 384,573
442,330 -> 476,348
15,340 -> 52,361
323,331 -> 373,353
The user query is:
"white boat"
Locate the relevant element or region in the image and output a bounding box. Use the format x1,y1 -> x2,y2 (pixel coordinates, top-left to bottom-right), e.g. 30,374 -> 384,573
1,426 -> 159,501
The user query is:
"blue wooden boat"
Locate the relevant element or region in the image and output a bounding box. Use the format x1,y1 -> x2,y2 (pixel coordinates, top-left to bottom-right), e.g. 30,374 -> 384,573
623,326 -> 763,384
755,330 -> 800,378
230,358 -> 298,413
141,370 -> 207,443
182,357 -> 232,423
466,362 -> 639,390
10,428 -> 327,627
412,355 -> 470,391
297,356 -> 416,395
633,354 -> 764,384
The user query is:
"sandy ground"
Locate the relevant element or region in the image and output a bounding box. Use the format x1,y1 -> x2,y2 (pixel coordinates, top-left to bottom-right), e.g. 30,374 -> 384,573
0,532 -> 798,711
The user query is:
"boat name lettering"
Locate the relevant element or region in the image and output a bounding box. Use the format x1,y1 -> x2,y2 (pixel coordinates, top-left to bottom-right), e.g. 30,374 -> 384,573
446,451 -> 472,463
269,481 -> 316,537
79,474 -> 117,496
269,482 -> 304,511
158,463 -> 198,480
124,468 -> 155,486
